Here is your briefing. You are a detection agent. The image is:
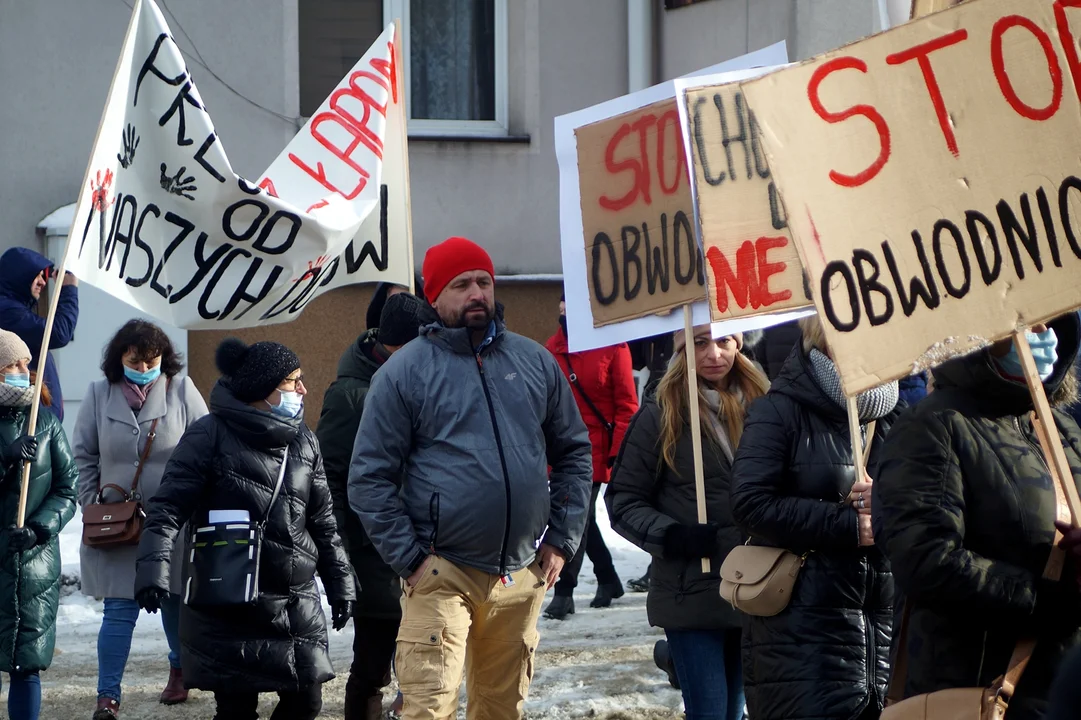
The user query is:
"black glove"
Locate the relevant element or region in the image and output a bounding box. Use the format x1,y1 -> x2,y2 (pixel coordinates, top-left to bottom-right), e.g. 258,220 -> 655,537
332,599 -> 355,631
6,525 -> 41,553
2,436 -> 38,465
136,587 -> 168,614
663,523 -> 721,559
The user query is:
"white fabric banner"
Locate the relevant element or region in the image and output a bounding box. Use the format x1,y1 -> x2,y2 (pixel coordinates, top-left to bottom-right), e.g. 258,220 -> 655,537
64,0 -> 412,329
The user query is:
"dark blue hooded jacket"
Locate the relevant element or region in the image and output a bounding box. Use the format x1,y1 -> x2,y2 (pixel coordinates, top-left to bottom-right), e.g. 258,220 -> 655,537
0,248 -> 78,421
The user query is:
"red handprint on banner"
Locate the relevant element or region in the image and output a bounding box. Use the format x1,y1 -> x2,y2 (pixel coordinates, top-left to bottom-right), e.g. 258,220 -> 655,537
79,169 -> 118,263
90,169 -> 115,213
293,255 -> 330,283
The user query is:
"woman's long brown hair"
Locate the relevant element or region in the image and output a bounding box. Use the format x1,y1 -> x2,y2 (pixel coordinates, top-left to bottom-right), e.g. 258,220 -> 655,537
31,371 -> 51,407
655,346 -> 768,472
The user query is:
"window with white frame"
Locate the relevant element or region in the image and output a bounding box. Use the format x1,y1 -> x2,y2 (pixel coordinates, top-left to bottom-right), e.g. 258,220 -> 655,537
384,0 -> 509,136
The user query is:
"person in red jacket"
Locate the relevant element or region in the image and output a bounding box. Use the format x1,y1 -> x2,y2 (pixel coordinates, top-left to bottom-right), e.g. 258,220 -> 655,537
543,296 -> 639,619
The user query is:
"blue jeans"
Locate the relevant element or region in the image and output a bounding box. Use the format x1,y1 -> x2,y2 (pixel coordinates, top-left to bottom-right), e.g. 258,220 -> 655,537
97,596 -> 182,702
665,628 -> 745,720
2,671 -> 41,720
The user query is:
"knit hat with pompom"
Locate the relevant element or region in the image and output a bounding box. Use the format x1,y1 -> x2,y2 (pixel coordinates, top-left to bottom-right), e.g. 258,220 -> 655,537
215,338 -> 300,403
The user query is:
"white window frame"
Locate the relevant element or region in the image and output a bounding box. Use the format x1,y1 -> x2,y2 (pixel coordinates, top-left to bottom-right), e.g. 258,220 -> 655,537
384,0 -> 509,137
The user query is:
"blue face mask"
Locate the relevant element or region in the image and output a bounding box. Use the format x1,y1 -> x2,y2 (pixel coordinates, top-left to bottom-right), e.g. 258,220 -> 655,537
995,328 -> 1058,381
123,365 -> 162,386
270,390 -> 303,418
3,372 -> 30,389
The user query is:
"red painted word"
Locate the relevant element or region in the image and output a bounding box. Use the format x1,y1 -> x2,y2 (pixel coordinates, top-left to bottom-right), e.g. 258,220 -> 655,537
599,108 -> 686,211
287,41 -> 398,201
705,236 -> 792,313
807,2 -> 1081,188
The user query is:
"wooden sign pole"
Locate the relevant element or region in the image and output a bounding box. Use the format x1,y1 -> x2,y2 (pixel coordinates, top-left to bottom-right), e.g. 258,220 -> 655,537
1013,330 -> 1081,525
16,241 -> 74,528
682,304 -> 711,574
846,397 -> 866,475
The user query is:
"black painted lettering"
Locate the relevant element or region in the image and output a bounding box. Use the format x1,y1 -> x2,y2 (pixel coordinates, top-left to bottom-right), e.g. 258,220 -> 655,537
169,233 -> 230,304
126,204 -> 161,288
198,248 -> 251,319
965,211 -> 1003,285
99,199 -> 124,270
673,210 -> 696,285
997,194 -> 1043,280
343,184 -> 389,272
643,217 -> 670,295
251,211 -> 301,255
768,181 -> 788,231
932,219 -> 972,299
158,79 -> 205,147
223,199 -> 269,242
852,249 -> 894,326
151,212 -> 196,298
1059,175 -> 1081,259
194,134 -> 227,184
717,92 -> 752,183
106,195 -> 138,275
622,225 -> 643,301
222,259 -> 284,320
820,261 -> 860,332
692,97 -> 725,186
591,233 -> 619,305
882,232 -> 940,317
134,34 -> 185,107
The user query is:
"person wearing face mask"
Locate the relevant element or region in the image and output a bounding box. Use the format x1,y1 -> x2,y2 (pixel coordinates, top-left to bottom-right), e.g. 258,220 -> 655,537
606,325 -> 768,720
71,320 -> 208,719
134,338 -> 355,720
875,314 -> 1081,719
0,248 -> 79,422
730,316 -> 901,720
0,329 -> 78,720
542,294 -> 638,620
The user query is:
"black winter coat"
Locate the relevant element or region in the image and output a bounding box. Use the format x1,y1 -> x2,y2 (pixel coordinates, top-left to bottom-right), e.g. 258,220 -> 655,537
876,313 -> 1081,720
731,346 -> 897,720
135,381 -> 355,693
606,400 -> 742,631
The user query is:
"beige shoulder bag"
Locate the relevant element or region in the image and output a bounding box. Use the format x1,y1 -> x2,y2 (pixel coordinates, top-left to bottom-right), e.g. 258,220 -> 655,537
882,413 -> 1067,719
720,421 -> 877,617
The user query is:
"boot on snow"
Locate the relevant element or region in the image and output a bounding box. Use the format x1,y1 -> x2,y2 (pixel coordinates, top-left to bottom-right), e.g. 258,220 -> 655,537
93,698 -> 120,720
159,667 -> 188,705
544,595 -> 575,620
653,639 -> 680,690
590,582 -> 625,608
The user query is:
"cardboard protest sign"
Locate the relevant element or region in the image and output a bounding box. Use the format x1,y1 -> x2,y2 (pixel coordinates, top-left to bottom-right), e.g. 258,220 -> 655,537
741,0 -> 1081,395
576,98 -> 705,325
557,42 -> 808,352
66,0 -> 411,329
676,72 -> 810,323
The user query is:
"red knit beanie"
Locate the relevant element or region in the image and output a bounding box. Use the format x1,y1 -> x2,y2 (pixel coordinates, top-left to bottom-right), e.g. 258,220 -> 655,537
422,237 -> 495,304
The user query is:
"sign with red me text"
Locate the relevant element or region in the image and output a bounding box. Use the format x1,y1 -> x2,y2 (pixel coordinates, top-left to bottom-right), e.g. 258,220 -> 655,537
679,77 -> 809,323
66,0 -> 410,329
742,0 -> 1081,395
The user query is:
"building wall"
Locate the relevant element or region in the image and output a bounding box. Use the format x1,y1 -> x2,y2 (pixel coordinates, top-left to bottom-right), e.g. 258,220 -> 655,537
0,0 -> 300,257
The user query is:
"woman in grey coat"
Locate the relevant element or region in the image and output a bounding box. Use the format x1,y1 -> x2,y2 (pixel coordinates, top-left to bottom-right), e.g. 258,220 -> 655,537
73,320 -> 207,720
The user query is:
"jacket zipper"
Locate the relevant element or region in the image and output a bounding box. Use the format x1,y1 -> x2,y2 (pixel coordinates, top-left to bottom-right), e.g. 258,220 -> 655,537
865,559 -> 877,704
476,354 -> 513,576
1015,417 -> 1052,474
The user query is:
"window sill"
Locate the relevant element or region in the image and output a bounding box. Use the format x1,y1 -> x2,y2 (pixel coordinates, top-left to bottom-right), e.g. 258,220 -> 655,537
408,133 -> 531,144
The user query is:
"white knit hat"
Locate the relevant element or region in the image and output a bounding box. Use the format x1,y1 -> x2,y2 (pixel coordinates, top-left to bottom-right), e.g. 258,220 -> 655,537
0,330 -> 31,369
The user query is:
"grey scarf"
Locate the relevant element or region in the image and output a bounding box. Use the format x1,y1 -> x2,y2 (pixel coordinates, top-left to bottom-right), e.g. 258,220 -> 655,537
0,383 -> 35,408
809,349 -> 898,421
701,386 -> 739,463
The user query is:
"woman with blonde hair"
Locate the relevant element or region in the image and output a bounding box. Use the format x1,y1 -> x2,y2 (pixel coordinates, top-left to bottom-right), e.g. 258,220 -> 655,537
731,315 -> 899,720
607,325 -> 768,720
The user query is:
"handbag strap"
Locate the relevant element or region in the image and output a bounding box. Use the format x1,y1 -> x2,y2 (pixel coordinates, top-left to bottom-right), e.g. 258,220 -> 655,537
562,353 -> 615,451
128,417 -> 160,497
258,454 -> 288,530
887,411 -> 1068,705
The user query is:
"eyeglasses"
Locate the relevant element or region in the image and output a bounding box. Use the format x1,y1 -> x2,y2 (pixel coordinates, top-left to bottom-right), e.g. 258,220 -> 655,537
280,374 -> 305,390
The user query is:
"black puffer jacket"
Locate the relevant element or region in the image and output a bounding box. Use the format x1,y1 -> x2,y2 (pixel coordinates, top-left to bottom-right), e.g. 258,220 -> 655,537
876,313 -> 1081,720
731,346 -> 897,720
606,399 -> 742,631
135,381 -> 355,693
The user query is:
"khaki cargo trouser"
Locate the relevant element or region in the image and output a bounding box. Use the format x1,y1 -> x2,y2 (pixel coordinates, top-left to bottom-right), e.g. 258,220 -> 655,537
395,555 -> 547,720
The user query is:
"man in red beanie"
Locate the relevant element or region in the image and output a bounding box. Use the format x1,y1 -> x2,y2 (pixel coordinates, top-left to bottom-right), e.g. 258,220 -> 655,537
349,236 -> 593,719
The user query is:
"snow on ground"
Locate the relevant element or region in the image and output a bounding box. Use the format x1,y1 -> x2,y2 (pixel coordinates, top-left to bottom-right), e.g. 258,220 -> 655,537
16,500 -> 683,719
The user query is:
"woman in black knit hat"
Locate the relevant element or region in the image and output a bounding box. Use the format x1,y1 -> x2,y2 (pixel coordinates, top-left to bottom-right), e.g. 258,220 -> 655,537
134,338 -> 356,720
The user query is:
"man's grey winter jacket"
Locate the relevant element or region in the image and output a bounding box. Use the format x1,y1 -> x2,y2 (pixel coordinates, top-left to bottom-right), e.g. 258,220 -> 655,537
348,317 -> 593,578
